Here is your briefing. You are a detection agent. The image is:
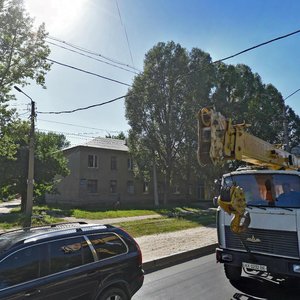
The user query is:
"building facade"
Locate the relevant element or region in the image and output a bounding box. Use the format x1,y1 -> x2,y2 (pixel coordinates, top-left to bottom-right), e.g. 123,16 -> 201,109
46,137 -> 205,207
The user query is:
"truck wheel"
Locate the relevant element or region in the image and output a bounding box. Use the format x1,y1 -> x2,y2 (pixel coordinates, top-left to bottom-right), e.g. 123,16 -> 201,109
224,264 -> 242,281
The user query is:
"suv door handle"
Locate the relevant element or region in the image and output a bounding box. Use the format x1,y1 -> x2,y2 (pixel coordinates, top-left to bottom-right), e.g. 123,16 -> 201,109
24,289 -> 41,297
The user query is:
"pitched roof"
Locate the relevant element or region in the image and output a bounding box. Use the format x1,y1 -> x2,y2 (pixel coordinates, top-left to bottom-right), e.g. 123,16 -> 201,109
64,137 -> 128,152
86,137 -> 128,151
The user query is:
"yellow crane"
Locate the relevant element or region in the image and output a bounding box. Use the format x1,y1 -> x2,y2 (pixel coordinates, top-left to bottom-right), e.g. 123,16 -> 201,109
197,107 -> 300,233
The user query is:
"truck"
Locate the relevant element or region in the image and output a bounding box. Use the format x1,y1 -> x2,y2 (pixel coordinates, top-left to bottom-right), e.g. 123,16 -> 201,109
197,107 -> 300,283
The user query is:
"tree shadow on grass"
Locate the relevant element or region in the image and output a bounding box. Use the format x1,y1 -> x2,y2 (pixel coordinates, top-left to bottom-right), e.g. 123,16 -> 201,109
158,207 -> 216,227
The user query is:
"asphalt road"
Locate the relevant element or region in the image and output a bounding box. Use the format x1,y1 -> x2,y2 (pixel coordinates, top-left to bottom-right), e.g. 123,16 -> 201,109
133,254 -> 300,300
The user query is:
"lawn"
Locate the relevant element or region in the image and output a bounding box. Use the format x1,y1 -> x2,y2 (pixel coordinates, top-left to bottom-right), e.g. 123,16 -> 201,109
115,210 -> 216,237
0,203 -> 216,234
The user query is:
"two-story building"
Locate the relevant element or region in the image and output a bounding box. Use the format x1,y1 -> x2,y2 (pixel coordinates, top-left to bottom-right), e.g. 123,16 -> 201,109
46,137 -> 152,207
46,137 -> 206,207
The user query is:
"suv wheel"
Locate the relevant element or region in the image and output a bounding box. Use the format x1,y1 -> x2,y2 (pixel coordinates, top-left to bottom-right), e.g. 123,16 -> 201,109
98,287 -> 128,300
224,264 -> 242,281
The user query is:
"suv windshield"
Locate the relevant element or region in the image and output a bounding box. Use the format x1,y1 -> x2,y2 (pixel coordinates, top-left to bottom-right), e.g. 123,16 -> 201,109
224,173 -> 300,208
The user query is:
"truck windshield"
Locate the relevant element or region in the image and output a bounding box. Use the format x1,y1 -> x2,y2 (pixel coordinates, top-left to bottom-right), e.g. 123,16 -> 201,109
224,173 -> 300,208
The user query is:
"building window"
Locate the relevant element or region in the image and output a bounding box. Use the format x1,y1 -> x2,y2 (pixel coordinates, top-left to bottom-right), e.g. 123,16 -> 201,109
87,180 -> 98,193
127,158 -> 133,171
127,181 -> 135,194
143,182 -> 149,194
111,156 -> 117,170
88,154 -> 98,168
110,180 -> 117,193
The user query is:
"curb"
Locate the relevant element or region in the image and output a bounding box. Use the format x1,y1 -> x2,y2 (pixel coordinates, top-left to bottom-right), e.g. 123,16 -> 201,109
142,243 -> 218,274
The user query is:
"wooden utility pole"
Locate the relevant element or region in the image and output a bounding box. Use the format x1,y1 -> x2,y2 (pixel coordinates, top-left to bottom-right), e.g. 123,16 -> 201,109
14,86 -> 35,222
26,100 -> 35,217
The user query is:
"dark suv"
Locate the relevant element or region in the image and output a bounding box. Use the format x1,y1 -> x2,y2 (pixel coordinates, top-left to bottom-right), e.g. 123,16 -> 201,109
0,222 -> 144,300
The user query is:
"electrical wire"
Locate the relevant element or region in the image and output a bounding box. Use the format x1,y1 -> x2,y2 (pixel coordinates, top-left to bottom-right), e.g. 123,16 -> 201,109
46,58 -> 132,87
32,29 -> 300,116
284,88 -> 300,101
38,128 -> 98,139
213,29 -> 300,63
37,94 -> 129,114
46,40 -> 139,75
47,36 -> 140,72
38,118 -> 122,133
115,0 -> 135,68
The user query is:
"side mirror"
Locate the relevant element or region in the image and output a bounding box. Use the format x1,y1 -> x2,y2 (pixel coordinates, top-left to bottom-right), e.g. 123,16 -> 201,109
213,196 -> 219,207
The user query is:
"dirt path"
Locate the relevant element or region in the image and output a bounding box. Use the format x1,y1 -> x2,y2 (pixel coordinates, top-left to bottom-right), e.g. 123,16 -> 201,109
136,225 -> 217,262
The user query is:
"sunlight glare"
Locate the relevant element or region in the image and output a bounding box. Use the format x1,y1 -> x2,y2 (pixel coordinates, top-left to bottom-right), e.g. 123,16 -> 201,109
25,0 -> 89,35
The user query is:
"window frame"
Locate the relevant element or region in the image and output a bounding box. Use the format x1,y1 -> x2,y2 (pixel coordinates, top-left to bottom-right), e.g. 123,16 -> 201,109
86,232 -> 128,262
111,156 -> 117,170
87,179 -> 98,194
127,180 -> 135,194
88,154 -> 98,168
110,180 -> 117,194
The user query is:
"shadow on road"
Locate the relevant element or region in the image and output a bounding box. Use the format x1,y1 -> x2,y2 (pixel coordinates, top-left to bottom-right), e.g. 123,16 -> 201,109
230,276 -> 300,300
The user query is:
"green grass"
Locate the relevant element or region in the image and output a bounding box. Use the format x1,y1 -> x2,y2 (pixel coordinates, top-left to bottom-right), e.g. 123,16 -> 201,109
0,204 -> 215,234
70,208 -> 159,219
115,211 -> 216,237
0,210 -> 63,230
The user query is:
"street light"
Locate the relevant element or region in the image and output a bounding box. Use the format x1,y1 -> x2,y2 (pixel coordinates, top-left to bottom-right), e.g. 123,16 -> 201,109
14,86 -> 35,221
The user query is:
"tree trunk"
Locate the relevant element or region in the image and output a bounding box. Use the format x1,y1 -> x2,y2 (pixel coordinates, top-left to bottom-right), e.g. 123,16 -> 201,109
153,160 -> 159,207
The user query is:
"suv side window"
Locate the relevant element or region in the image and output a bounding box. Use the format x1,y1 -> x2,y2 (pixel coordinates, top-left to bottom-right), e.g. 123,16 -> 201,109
49,236 -> 94,274
87,233 -> 127,260
0,246 -> 40,289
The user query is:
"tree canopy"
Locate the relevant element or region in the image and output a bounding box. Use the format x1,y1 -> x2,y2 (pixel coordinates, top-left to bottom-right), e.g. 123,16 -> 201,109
0,0 -> 51,160
0,129 -> 70,205
0,0 -> 70,207
125,41 -> 300,203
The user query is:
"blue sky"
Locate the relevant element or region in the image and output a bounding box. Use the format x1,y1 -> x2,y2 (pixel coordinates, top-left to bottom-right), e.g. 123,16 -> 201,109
12,0 -> 300,145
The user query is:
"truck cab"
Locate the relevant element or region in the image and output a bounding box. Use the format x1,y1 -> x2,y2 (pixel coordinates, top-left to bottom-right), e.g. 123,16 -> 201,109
216,168 -> 300,281
197,107 -> 300,282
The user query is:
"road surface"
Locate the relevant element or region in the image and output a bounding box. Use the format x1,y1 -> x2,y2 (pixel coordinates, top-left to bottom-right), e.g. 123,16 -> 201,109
133,254 -> 300,300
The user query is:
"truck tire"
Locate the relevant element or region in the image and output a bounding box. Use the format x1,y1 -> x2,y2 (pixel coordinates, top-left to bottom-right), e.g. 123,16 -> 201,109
224,264 -> 242,281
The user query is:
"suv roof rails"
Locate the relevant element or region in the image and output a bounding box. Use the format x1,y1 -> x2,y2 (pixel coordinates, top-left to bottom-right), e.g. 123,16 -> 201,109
0,221 -> 89,236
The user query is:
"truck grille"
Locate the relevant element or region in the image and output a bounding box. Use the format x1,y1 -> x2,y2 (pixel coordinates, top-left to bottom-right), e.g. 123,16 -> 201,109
225,226 -> 299,258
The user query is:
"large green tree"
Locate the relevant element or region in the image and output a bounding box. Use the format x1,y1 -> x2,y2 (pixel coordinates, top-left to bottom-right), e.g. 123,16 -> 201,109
0,0 -> 51,159
0,0 -> 69,211
126,41 -> 300,204
0,130 -> 70,207
125,42 -> 215,204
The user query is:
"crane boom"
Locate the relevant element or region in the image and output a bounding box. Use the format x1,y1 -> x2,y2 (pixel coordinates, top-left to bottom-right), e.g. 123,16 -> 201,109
197,107 -> 300,170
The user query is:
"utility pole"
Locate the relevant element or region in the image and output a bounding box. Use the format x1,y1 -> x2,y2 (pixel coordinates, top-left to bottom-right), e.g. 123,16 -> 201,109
26,100 -> 35,217
14,86 -> 35,222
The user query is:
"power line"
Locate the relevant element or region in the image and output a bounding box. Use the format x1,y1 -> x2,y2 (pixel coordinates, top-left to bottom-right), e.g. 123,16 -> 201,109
37,94 -> 128,114
116,0 -> 135,68
213,28 -> 300,63
46,40 -> 139,75
47,36 -> 140,72
38,118 -> 122,133
33,29 -> 300,116
38,128 -> 99,139
284,88 -> 300,101
46,58 -> 132,87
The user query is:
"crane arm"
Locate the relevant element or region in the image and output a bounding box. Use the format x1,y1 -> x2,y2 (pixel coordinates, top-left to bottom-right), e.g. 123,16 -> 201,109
197,107 -> 300,170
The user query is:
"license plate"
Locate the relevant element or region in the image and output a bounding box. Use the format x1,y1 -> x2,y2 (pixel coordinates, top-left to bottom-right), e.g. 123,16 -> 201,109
242,262 -> 267,272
